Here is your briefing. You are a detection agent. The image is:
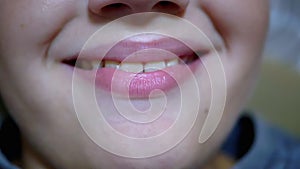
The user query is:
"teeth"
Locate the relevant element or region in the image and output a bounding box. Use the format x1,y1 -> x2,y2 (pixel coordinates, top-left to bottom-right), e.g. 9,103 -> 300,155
120,63 -> 144,73
144,61 -> 166,73
75,59 -> 181,73
91,61 -> 103,69
166,59 -> 179,67
104,60 -> 119,69
76,60 -> 94,70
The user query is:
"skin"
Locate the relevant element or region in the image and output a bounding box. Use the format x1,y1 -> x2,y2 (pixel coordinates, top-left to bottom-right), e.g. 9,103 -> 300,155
0,0 -> 269,169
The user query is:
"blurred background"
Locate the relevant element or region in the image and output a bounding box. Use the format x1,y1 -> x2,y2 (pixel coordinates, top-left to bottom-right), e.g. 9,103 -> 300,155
247,0 -> 300,136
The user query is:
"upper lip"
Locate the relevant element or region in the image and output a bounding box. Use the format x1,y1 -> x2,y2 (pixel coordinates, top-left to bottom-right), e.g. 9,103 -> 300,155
64,34 -> 214,63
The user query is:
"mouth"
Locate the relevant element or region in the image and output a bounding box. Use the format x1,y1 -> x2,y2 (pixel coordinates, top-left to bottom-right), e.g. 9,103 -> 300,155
62,51 -> 200,72
61,34 -> 208,98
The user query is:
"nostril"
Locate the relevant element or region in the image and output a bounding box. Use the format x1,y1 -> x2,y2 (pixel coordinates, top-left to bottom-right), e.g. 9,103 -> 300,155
152,1 -> 182,15
100,3 -> 132,16
102,3 -> 129,11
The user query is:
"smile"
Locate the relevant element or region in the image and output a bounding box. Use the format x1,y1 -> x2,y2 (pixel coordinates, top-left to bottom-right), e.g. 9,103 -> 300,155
64,51 -> 200,72
61,34 -> 208,98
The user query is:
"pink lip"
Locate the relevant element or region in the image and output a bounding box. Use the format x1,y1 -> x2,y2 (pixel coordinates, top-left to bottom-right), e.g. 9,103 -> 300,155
93,60 -> 200,98
77,34 -> 209,63
68,34 -> 207,98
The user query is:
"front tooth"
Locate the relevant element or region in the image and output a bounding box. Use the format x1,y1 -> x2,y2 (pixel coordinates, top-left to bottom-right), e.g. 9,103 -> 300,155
166,59 -> 179,67
144,61 -> 166,72
105,60 -> 119,69
120,63 -> 143,73
76,60 -> 93,70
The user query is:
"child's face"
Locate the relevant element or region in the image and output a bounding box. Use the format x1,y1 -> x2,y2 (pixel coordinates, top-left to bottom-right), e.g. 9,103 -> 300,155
0,0 -> 268,168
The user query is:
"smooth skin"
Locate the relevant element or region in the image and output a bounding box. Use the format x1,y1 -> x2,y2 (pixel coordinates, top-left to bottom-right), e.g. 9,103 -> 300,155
0,0 -> 269,169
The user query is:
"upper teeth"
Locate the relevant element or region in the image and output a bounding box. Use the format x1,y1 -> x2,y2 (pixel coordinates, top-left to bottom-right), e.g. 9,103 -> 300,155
76,59 -> 180,73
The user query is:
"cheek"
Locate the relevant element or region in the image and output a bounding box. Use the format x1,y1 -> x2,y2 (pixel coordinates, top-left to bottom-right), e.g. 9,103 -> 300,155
0,0 -> 81,116
196,0 -> 269,114
0,1 -> 82,142
199,0 -> 269,77
0,0 -> 80,64
200,0 -> 269,47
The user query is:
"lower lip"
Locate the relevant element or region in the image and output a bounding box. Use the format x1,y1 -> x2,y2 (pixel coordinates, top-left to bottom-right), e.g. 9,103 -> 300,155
74,60 -> 201,98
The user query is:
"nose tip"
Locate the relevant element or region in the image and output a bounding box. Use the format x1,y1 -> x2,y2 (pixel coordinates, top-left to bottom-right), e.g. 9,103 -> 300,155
89,0 -> 189,18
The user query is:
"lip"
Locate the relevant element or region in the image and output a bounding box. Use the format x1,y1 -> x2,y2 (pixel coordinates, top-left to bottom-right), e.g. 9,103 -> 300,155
65,34 -> 209,98
97,60 -> 200,98
78,34 -> 207,63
